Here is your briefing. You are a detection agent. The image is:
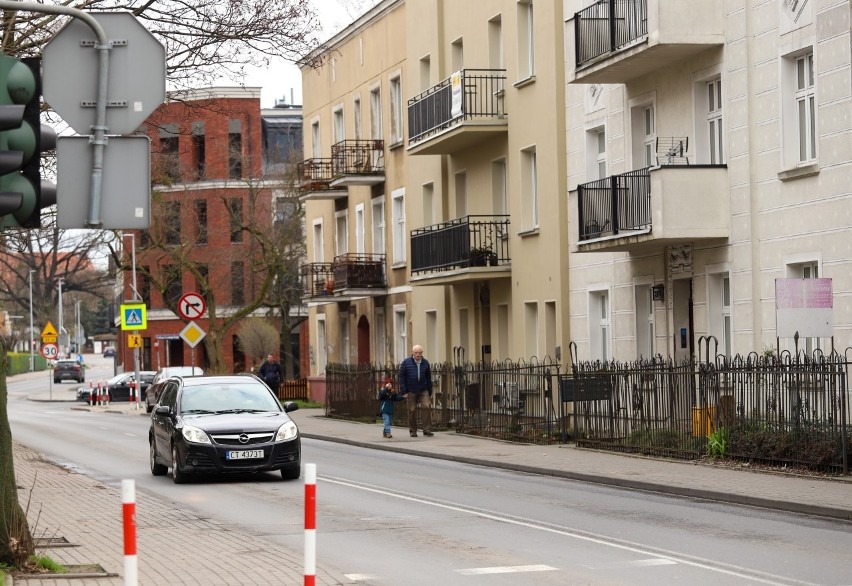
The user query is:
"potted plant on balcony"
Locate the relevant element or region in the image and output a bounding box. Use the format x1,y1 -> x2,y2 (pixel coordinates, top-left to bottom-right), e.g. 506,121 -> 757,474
469,246 -> 498,267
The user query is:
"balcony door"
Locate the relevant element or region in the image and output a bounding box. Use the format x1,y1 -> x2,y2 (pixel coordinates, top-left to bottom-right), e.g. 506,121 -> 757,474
357,315 -> 371,365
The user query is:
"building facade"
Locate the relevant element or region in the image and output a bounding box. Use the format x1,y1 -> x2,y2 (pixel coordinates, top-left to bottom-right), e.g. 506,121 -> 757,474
564,0 -> 852,362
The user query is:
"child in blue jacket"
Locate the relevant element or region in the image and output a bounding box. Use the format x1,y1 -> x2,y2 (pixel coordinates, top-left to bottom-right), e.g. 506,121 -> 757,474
378,377 -> 404,438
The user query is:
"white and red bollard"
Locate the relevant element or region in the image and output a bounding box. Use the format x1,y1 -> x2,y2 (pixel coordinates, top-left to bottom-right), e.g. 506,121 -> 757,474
304,463 -> 316,586
88,382 -> 96,406
122,479 -> 137,586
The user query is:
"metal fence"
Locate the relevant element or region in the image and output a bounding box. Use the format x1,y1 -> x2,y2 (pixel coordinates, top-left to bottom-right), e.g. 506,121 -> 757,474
578,167 -> 651,241
575,0 -> 648,67
410,215 -> 510,274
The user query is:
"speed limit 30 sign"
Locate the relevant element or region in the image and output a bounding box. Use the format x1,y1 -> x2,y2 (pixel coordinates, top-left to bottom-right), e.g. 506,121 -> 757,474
41,343 -> 59,360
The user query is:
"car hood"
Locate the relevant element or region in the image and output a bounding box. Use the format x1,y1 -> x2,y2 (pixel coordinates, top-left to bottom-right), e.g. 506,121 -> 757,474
182,411 -> 293,433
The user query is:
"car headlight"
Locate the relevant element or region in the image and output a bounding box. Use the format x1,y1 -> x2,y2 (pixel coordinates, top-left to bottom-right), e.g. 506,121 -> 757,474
181,425 -> 211,444
275,420 -> 299,442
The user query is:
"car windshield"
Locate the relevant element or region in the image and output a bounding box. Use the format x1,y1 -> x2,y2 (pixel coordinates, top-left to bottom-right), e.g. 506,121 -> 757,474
179,383 -> 281,414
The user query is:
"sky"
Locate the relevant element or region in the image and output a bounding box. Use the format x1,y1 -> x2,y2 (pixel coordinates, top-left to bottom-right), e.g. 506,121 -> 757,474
235,0 -> 382,108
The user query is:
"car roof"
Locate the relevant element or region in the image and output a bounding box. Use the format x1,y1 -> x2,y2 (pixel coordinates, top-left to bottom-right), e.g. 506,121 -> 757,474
179,374 -> 266,387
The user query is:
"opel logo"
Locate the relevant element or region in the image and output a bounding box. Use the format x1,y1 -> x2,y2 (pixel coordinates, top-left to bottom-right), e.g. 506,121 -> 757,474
238,433 -> 249,444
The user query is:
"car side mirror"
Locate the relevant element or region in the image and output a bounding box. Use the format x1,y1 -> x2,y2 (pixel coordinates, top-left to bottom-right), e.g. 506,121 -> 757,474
154,405 -> 171,416
283,401 -> 299,413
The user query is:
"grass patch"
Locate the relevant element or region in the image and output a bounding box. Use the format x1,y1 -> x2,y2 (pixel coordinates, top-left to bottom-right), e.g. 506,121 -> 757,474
29,554 -> 67,574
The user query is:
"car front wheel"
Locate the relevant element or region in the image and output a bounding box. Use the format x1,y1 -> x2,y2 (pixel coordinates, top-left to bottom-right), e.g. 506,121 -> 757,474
150,440 -> 167,476
281,465 -> 301,480
171,444 -> 187,484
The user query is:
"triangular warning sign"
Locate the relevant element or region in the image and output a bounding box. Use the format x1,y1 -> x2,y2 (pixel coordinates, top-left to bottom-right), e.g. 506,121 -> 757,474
41,321 -> 58,337
126,310 -> 142,325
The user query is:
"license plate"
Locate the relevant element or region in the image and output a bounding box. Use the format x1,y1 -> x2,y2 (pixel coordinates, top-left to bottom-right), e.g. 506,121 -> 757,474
226,449 -> 264,460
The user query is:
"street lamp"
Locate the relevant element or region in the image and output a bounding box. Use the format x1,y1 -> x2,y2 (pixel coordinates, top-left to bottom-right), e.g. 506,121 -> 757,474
29,269 -> 34,371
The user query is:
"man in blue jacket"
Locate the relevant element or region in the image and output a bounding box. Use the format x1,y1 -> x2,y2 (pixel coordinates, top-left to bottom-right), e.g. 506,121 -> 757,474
399,344 -> 433,437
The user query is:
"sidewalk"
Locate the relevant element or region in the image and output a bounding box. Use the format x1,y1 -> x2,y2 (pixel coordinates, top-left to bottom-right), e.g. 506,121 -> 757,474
10,387 -> 852,584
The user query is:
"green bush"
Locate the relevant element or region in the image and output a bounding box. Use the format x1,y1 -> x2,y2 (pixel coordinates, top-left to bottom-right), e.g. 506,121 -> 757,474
5,353 -> 48,375
707,427 -> 730,458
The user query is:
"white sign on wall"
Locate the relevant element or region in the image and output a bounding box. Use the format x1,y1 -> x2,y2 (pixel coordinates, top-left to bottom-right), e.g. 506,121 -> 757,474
450,71 -> 463,119
775,278 -> 833,338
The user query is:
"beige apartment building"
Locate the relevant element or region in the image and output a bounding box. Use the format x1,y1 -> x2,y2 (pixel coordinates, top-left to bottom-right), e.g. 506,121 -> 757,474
299,0 -> 410,376
564,0 -> 852,361
405,0 -> 569,364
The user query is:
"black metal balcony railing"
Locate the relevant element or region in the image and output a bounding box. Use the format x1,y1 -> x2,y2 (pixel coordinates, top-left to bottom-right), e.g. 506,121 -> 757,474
331,140 -> 385,176
300,262 -> 334,297
411,215 -> 510,274
408,69 -> 506,145
332,253 -> 386,289
296,158 -> 337,192
578,168 -> 651,241
575,0 -> 648,67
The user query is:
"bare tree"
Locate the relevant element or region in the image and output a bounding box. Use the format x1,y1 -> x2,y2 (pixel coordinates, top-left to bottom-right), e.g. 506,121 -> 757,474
237,318 -> 280,372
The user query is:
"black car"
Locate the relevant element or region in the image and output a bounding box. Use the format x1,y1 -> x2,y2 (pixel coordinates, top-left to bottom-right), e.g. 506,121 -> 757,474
53,359 -> 85,383
148,374 -> 301,484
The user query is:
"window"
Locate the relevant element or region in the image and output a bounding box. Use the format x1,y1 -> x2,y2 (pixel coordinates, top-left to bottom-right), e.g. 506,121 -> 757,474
517,0 -> 535,80
524,301 -> 539,359
192,121 -> 205,179
194,200 -> 207,245
311,120 -> 321,158
163,265 -> 182,307
158,127 -> 180,183
313,220 -> 324,262
231,261 -> 244,305
643,106 -> 655,166
635,285 -> 655,358
391,188 -> 406,264
492,160 -> 507,215
370,87 -> 382,140
455,171 -> 467,218
521,146 -> 538,230
163,201 -> 181,245
355,203 -> 365,254
372,197 -> 385,254
335,210 -> 348,257
393,305 -> 407,365
426,311 -> 438,363
228,121 -> 243,179
707,78 -> 724,164
586,126 -> 607,180
451,38 -> 464,72
630,98 -> 656,169
796,52 -> 816,163
389,75 -> 403,144
589,290 -> 610,361
316,316 -> 327,374
228,198 -> 243,243
353,96 -> 362,140
489,15 -> 503,70
423,182 -> 435,225
333,106 -> 345,144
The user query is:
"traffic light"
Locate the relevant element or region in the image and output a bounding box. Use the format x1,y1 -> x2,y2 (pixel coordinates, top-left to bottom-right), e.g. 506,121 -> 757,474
0,55 -> 56,229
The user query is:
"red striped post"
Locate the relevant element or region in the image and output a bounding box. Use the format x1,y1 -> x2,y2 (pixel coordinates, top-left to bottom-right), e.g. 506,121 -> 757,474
304,463 -> 316,586
122,479 -> 137,586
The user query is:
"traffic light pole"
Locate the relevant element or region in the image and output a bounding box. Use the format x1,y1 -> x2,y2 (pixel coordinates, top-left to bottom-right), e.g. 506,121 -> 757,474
0,1 -> 111,227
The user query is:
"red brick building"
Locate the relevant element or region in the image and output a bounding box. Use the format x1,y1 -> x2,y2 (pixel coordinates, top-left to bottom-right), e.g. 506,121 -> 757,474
118,87 -> 307,375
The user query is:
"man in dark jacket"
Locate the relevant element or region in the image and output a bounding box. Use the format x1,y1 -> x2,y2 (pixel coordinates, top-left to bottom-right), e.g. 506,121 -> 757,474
399,344 -> 433,437
258,354 -> 283,392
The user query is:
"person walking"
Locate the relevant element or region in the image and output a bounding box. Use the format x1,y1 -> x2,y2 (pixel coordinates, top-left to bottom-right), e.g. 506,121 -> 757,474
399,344 -> 433,437
378,377 -> 404,438
258,354 -> 283,393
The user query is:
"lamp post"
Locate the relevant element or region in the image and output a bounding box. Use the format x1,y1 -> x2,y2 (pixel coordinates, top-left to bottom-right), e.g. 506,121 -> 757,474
29,269 -> 34,371
123,233 -> 140,408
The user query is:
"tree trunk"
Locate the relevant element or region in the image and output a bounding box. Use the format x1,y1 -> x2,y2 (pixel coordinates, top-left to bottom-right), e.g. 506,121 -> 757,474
0,339 -> 34,566
202,329 -> 228,374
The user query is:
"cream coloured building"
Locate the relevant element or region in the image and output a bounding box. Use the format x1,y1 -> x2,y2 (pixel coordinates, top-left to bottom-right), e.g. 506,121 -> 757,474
564,0 -> 852,361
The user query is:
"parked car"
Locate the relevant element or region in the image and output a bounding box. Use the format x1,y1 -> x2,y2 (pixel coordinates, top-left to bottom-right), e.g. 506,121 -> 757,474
148,374 -> 301,484
145,366 -> 204,413
75,371 -> 156,402
53,359 -> 85,383
103,347 -> 116,357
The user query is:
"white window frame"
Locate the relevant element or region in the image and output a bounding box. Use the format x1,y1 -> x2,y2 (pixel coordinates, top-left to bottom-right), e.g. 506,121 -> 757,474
389,73 -> 403,145
795,51 -> 817,164
629,93 -> 656,170
335,210 -> 348,257
393,304 -> 407,365
332,105 -> 345,145
371,197 -> 385,255
521,145 -> 538,230
585,121 -> 607,180
312,219 -> 324,263
780,44 -> 818,171
706,78 -> 724,164
706,266 -> 731,358
517,0 -> 535,80
634,281 -> 655,359
311,119 -> 321,158
588,288 -> 611,362
451,37 -> 464,72
370,85 -> 383,141
391,188 -> 406,265
786,258 -> 822,355
353,95 -> 362,140
355,203 -> 365,254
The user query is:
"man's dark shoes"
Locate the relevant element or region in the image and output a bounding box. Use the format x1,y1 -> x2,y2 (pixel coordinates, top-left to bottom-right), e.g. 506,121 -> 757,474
423,430 -> 434,437
410,432 -> 417,437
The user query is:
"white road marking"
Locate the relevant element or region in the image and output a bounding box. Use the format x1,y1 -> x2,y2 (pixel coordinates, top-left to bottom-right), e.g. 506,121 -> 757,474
585,558 -> 678,570
456,564 -> 557,576
321,475 -> 817,586
344,574 -> 380,581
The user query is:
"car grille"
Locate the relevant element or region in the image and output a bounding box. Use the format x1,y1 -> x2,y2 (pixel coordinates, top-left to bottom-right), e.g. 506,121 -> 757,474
211,433 -> 274,446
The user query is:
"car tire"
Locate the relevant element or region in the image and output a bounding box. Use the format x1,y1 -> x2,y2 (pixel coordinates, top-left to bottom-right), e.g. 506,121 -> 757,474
171,444 -> 187,484
281,466 -> 301,481
146,404 -> 153,414
53,378 -> 60,384
150,440 -> 167,476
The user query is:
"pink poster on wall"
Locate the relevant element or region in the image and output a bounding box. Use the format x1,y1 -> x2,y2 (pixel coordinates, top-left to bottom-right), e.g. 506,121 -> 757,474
775,278 -> 834,338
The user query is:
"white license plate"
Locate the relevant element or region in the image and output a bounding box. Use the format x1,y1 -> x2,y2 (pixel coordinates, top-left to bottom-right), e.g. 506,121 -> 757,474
226,449 -> 264,460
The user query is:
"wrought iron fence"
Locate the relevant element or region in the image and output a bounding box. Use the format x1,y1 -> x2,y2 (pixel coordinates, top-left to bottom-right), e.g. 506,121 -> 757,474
296,158 -> 337,193
578,167 -> 651,240
300,262 -> 334,298
410,215 -> 510,273
575,0 -> 648,67
331,139 -> 385,175
332,253 -> 386,289
408,69 -> 506,144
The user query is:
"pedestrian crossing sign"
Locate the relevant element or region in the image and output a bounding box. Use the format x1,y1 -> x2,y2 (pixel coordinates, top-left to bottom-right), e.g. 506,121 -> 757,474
120,303 -> 147,331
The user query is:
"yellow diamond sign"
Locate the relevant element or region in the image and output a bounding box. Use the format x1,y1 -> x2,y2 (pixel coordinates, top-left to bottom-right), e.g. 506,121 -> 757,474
179,321 -> 206,348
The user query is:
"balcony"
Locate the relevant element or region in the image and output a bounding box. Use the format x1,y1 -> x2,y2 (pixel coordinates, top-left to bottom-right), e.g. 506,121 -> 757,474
300,262 -> 335,301
330,253 -> 387,299
330,140 -> 385,188
575,164 -> 728,253
407,69 -> 507,156
572,0 -> 724,84
296,159 -> 347,201
410,215 -> 510,285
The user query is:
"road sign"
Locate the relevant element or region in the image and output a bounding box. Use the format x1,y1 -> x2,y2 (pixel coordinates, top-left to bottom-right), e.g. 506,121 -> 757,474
56,135 -> 151,229
41,321 -> 58,344
127,334 -> 142,348
41,343 -> 58,360
120,302 -> 147,330
179,321 -> 206,348
178,292 -> 206,321
42,12 -> 166,135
